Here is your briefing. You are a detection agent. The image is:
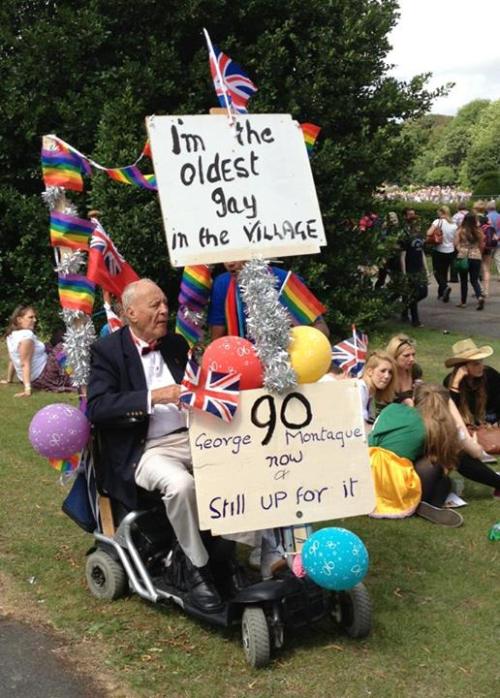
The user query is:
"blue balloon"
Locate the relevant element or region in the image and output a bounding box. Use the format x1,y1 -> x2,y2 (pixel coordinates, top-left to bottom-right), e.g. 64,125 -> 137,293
302,527 -> 369,591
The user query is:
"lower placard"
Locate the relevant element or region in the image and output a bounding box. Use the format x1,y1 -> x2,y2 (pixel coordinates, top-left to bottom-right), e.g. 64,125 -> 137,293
190,380 -> 375,535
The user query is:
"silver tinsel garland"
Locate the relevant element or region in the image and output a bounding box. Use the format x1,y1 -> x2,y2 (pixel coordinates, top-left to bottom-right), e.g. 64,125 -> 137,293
54,250 -> 87,275
239,259 -> 297,394
61,310 -> 96,387
41,186 -> 66,210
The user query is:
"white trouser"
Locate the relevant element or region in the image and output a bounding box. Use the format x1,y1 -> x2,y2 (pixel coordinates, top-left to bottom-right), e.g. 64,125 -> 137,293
134,431 -> 209,568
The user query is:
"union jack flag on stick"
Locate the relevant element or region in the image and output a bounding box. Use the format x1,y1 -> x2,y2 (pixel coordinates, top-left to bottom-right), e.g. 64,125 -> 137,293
203,28 -> 257,118
86,220 -> 139,299
180,356 -> 240,423
332,325 -> 368,377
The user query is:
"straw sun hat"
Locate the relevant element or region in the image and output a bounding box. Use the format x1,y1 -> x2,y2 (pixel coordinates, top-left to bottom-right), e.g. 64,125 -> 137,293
444,339 -> 494,367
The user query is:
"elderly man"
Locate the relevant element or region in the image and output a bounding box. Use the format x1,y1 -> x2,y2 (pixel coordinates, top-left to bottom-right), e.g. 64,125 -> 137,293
87,279 -> 222,613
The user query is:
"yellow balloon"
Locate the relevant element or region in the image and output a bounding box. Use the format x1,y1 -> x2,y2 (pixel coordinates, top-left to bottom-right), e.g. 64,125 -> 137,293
288,326 -> 332,384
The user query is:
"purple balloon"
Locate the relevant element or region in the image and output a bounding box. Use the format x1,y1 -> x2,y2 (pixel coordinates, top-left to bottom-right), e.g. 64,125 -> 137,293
29,403 -> 90,459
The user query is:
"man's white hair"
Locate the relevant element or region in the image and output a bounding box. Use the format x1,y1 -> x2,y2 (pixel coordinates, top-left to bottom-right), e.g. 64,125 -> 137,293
121,279 -> 157,311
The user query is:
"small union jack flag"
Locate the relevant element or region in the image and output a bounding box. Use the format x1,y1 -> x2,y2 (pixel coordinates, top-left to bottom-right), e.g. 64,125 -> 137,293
208,43 -> 257,114
332,327 -> 368,377
180,357 -> 240,422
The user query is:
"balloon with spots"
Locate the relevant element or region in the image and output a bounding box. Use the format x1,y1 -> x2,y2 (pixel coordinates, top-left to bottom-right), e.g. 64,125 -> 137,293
202,337 -> 263,390
302,527 -> 369,591
28,403 -> 90,459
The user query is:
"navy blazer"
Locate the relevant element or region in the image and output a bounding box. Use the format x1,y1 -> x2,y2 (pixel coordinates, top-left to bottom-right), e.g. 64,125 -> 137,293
87,327 -> 189,510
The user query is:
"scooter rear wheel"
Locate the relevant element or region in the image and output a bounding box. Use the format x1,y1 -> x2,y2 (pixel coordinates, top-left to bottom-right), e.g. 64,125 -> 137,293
241,607 -> 271,668
336,582 -> 372,639
86,550 -> 128,601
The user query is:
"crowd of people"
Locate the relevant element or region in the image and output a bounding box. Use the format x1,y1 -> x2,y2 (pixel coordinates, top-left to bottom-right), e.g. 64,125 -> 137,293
376,184 -> 473,204
373,199 -> 500,323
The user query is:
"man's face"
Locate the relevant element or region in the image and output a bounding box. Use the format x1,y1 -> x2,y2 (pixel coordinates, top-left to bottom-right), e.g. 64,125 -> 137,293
405,210 -> 417,222
224,261 -> 245,275
126,282 -> 168,341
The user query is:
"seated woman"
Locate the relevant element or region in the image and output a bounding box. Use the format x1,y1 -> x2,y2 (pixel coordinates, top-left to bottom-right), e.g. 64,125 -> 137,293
359,351 -> 398,426
368,384 -> 463,525
2,305 -> 75,397
385,334 -> 420,405
443,339 -> 500,425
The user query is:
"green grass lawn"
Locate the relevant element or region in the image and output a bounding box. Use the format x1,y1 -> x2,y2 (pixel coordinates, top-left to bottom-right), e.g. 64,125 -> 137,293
0,326 -> 499,697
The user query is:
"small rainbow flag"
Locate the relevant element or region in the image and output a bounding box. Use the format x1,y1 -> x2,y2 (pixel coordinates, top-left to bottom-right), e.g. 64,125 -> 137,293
105,165 -> 157,191
58,274 -> 96,315
41,141 -> 92,192
300,123 -> 321,155
279,272 -> 326,325
176,311 -> 204,347
48,452 -> 80,473
50,211 -> 94,250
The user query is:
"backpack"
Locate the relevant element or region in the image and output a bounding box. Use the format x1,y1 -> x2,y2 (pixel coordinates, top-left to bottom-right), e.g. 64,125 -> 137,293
481,223 -> 498,250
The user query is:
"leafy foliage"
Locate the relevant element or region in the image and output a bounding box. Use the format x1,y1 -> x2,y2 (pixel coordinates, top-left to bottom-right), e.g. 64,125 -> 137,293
0,0 -> 445,335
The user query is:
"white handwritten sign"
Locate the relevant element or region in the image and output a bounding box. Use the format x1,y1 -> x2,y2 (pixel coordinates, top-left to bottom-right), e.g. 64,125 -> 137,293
190,380 -> 375,536
146,114 -> 326,267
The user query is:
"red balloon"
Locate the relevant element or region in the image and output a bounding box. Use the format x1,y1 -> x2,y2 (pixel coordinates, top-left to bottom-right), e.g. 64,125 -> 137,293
202,337 -> 263,390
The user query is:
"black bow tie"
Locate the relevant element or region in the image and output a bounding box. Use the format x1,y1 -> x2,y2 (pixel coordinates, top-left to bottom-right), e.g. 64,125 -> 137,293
141,340 -> 160,356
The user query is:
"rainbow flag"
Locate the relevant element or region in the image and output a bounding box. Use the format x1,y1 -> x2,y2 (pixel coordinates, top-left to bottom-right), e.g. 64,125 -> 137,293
279,272 -> 326,325
105,165 -> 157,191
175,265 -> 213,346
41,142 -> 91,192
178,265 -> 213,309
300,123 -> 321,155
48,452 -> 80,473
50,211 -> 94,250
58,274 -> 96,315
176,311 -> 204,347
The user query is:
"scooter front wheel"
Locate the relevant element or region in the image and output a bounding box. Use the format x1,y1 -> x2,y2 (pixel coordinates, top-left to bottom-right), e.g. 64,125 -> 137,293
241,606 -> 271,668
85,550 -> 128,601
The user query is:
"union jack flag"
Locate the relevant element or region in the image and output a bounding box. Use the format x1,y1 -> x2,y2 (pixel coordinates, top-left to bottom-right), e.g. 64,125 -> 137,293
180,357 -> 240,422
208,44 -> 257,114
332,328 -> 368,377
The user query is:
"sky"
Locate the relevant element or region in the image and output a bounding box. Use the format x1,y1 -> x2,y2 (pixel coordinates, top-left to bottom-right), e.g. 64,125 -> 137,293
387,0 -> 500,115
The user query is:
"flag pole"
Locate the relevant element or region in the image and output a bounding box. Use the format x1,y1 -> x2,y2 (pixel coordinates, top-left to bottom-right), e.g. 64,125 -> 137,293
352,323 -> 358,377
203,28 -> 234,125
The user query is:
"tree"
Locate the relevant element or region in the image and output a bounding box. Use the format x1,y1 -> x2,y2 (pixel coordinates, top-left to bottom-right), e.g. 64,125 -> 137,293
465,100 -> 500,191
0,0 -> 445,333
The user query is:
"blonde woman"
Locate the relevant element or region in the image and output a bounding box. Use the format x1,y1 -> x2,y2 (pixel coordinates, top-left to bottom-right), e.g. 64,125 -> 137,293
426,205 -> 457,303
386,334 -> 418,404
359,351 -> 397,425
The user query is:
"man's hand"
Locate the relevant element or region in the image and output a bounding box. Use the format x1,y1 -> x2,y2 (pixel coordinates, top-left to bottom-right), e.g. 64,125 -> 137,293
151,384 -> 182,407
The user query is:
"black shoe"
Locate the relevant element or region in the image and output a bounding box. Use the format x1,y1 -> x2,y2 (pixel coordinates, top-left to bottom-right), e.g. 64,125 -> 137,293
477,296 -> 485,311
184,558 -> 224,613
442,287 -> 451,303
411,321 -> 423,328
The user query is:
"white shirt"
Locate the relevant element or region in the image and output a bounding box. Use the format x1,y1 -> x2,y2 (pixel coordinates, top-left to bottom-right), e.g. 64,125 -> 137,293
433,218 -> 457,254
7,329 -> 47,381
131,332 -> 186,439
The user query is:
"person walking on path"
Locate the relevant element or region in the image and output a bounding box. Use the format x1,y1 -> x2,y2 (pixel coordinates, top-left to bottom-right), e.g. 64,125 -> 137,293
427,205 -> 457,304
454,213 -> 485,310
